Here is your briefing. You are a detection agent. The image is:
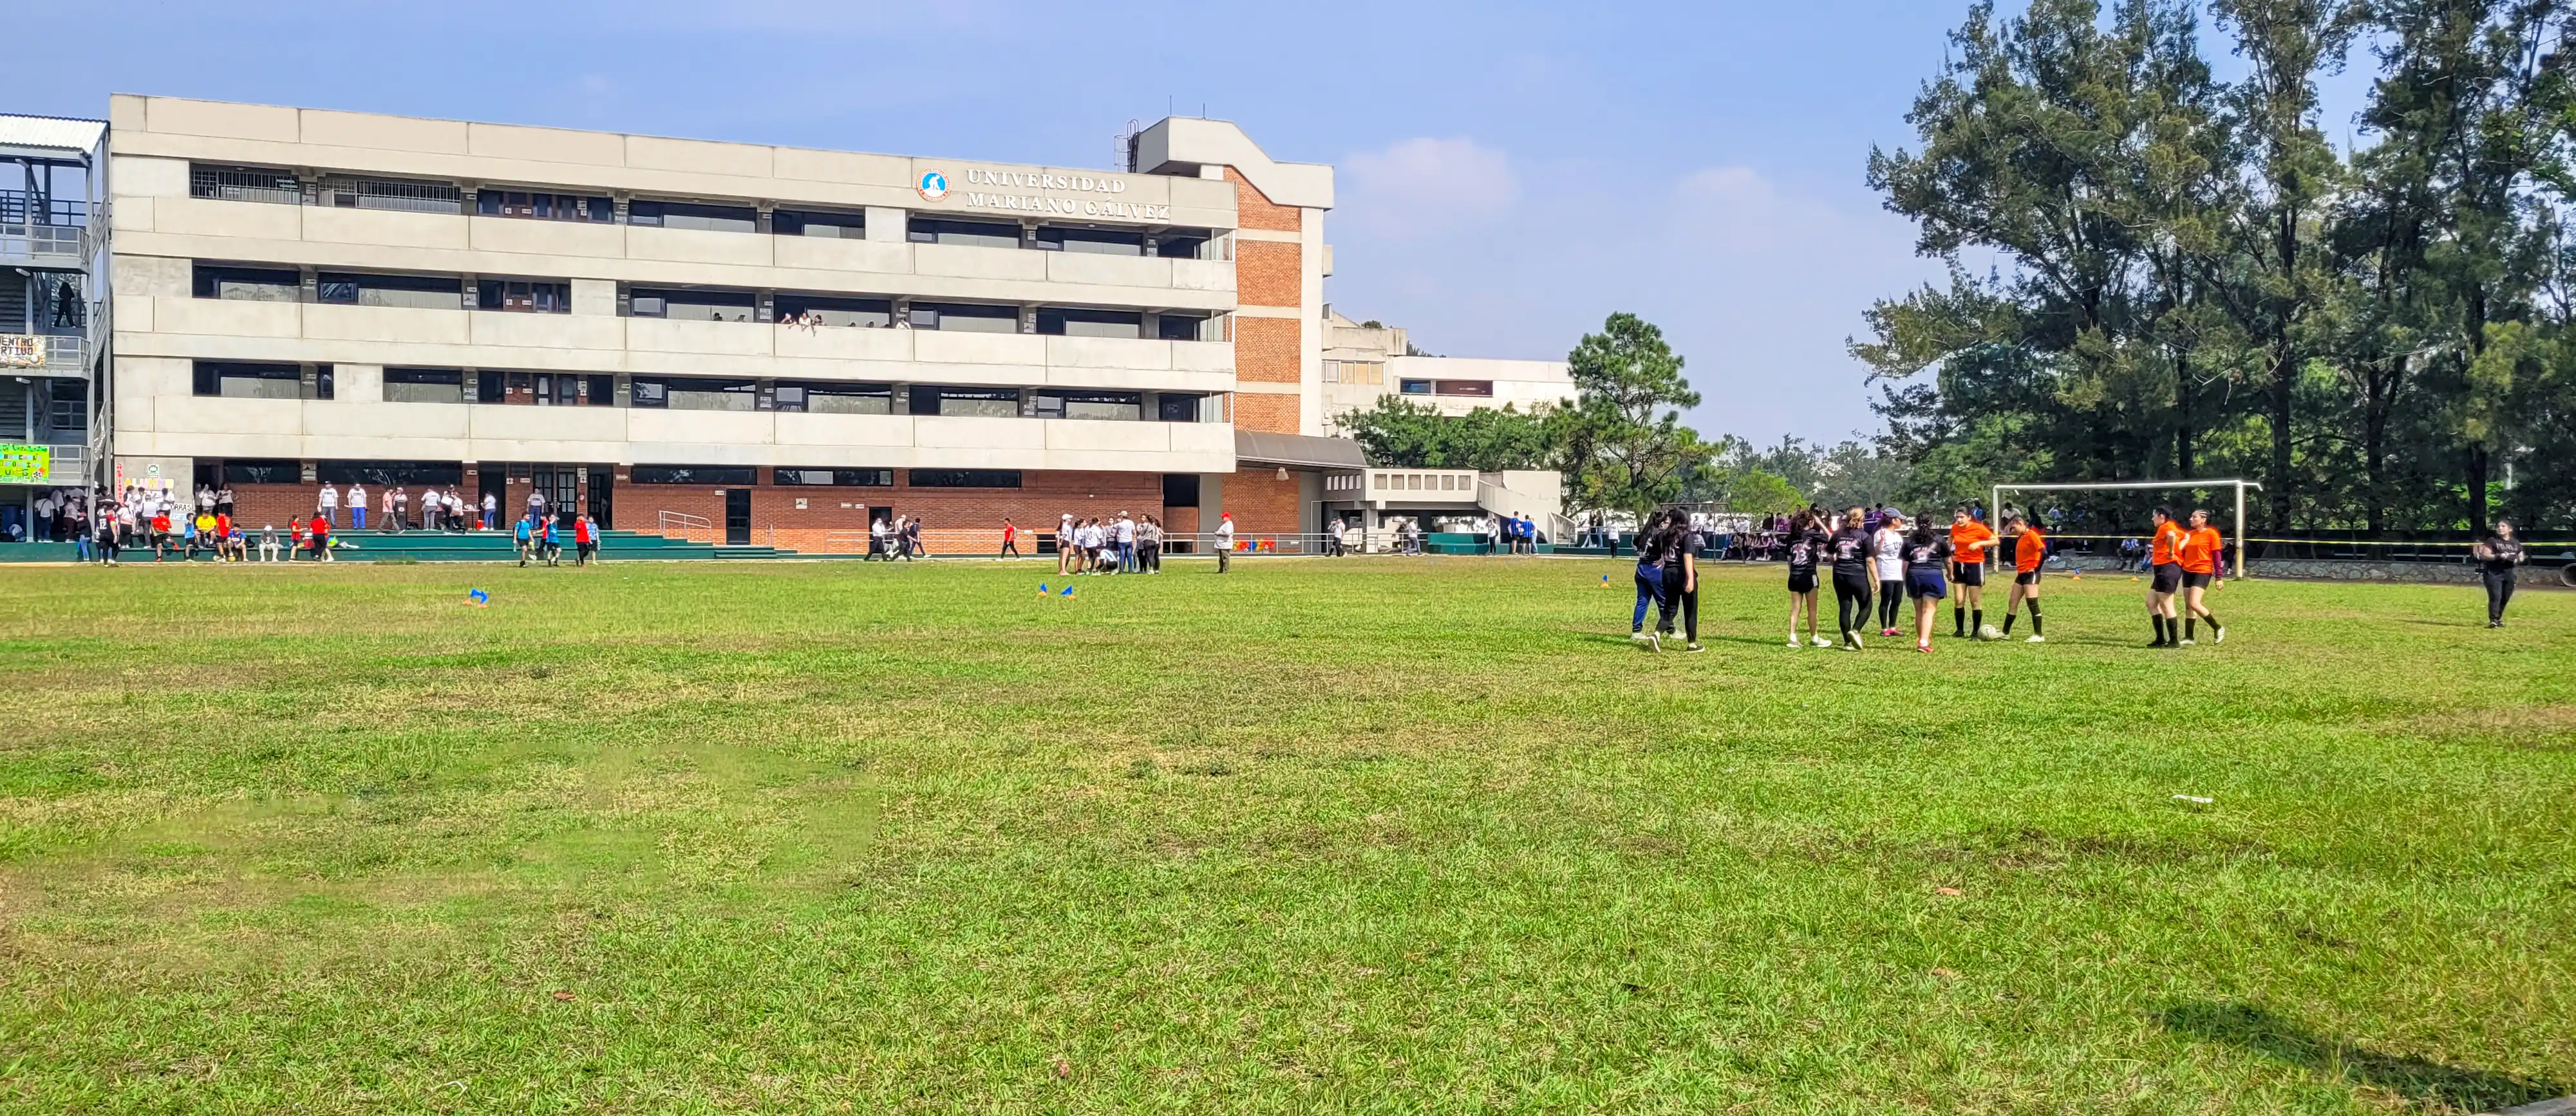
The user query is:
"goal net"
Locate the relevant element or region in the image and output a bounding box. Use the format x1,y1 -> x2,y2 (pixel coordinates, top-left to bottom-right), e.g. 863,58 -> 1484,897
1989,479 -> 2259,577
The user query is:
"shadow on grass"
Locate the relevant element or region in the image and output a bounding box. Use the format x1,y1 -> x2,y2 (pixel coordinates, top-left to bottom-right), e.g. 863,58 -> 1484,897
2159,1001 -> 2564,1111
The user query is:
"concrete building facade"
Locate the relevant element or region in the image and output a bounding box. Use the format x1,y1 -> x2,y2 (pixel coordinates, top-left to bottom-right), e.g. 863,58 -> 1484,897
102,96 -> 1362,548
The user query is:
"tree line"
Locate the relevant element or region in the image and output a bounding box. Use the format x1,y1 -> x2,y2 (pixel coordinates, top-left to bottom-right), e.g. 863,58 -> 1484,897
1860,0 -> 2576,535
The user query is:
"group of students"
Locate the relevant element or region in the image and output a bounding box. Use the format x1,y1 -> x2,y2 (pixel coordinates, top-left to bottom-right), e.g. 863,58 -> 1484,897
312,482 -> 496,532
511,513 -> 601,566
1056,510 -> 1171,575
867,514 -> 926,561
1630,502 -> 2244,653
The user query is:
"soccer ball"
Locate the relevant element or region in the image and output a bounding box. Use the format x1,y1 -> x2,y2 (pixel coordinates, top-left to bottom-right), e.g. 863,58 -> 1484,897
1978,624 -> 2002,641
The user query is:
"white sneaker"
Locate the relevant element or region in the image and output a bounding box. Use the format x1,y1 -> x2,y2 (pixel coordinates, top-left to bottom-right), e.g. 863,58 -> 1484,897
2212,626 -> 2225,644
1787,636 -> 1801,649
2180,638 -> 2196,647
1648,631 -> 1662,652
2026,635 -> 2045,644
1811,635 -> 1833,648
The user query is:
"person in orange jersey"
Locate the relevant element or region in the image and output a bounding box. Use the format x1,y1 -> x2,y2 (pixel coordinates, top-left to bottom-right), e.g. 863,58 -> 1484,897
2000,512 -> 2048,643
2146,508 -> 2188,647
2176,508 -> 2226,645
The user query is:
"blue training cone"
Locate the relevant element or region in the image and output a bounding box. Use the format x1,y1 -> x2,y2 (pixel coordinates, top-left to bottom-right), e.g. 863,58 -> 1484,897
1038,582 -> 1049,595
466,588 -> 489,608
1060,586 -> 1075,597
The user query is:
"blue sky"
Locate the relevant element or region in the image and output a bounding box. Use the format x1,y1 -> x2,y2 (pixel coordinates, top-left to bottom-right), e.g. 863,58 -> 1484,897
21,2 -> 2168,443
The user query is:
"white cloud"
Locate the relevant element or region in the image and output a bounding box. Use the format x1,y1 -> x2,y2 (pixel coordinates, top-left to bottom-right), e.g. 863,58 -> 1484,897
1340,137 -> 1518,237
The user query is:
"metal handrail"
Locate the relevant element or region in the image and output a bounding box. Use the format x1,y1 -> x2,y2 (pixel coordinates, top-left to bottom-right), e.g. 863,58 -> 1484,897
657,510 -> 713,536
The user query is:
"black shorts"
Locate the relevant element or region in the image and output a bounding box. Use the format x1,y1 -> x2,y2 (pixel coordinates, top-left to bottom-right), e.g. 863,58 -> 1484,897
1906,568 -> 1950,600
2182,571 -> 2214,589
1951,562 -> 1985,587
2152,563 -> 2183,594
2015,570 -> 2042,586
1787,570 -> 1818,594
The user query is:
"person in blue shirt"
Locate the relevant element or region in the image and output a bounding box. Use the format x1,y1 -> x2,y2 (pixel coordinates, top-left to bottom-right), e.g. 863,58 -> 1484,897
514,514 -> 536,566
541,516 -> 562,566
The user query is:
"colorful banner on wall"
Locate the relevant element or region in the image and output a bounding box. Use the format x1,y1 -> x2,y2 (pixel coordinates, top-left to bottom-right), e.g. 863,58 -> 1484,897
0,335 -> 45,369
0,443 -> 53,485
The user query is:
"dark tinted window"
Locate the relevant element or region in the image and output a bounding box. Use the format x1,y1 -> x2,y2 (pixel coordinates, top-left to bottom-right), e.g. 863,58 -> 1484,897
630,465 -> 758,485
222,459 -> 301,485
774,468 -> 894,487
908,469 -> 1022,488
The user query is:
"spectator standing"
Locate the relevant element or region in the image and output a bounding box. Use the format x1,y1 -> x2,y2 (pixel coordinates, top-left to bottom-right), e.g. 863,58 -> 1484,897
420,486 -> 443,532
382,487 -> 401,533
1056,513 -> 1076,575
481,490 -> 498,530
346,482 -> 367,530
33,490 -> 55,542
1214,512 -> 1235,573
1116,511 -> 1137,573
445,490 -> 465,532
317,483 -> 340,526
526,486 -> 547,526
215,485 -> 235,517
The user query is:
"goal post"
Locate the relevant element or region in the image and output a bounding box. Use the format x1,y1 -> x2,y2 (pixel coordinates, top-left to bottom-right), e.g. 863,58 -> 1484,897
1990,478 -> 2262,578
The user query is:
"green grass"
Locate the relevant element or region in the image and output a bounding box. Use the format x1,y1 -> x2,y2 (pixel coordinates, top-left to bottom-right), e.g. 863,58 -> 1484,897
0,557 -> 2569,1114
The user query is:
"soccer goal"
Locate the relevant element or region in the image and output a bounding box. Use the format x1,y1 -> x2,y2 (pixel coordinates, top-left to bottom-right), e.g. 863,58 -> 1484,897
1989,478 -> 2262,577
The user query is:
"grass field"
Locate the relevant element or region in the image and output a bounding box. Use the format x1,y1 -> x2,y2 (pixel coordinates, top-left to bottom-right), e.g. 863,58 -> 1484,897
0,557 -> 2570,1113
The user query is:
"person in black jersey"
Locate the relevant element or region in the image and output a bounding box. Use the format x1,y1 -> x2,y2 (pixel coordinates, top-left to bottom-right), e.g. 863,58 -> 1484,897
1902,521 -> 1953,652
1785,509 -> 1827,648
2473,519 -> 2528,628
1656,508 -> 1706,653
1829,507 -> 1875,651
1629,515 -> 1671,651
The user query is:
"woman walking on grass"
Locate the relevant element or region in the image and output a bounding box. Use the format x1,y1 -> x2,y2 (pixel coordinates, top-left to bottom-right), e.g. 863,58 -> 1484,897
1872,511 -> 1908,637
1655,508 -> 1706,654
2474,519 -> 2528,629
1785,509 -> 1827,648
1829,507 -> 1875,651
1903,521 -> 1953,653
1630,513 -> 1673,651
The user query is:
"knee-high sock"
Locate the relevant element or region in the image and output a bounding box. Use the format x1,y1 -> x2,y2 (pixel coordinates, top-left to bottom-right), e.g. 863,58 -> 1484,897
2029,601 -> 2044,636
2185,617 -> 2196,640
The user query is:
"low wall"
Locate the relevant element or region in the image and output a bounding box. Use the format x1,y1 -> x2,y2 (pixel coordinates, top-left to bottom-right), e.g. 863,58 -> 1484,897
2060,553 -> 2571,586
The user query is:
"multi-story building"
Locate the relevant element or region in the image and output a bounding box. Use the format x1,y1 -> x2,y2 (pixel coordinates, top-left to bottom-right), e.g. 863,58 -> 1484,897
1319,308 -> 1575,427
102,95 -> 1370,548
0,115 -> 105,543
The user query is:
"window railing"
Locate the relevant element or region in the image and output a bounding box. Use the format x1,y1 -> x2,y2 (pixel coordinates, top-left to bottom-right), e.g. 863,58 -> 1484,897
0,191 -> 84,227
191,165 -> 302,205
321,175 -> 464,215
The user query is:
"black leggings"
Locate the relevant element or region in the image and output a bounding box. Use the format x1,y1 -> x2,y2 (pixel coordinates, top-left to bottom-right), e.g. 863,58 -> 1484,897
1659,564 -> 1698,642
1878,579 -> 1903,629
2484,569 -> 2517,624
1834,572 -> 1874,636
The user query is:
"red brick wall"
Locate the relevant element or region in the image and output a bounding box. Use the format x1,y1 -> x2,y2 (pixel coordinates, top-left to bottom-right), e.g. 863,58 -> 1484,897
1234,316 -> 1300,385
1236,240 -> 1302,308
1227,168 -> 1302,233
1232,391 -> 1300,434
615,469 -> 1166,554
1225,469 -> 1302,537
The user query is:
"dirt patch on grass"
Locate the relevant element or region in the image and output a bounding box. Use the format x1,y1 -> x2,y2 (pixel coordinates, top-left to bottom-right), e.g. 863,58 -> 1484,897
2382,705 -> 2576,749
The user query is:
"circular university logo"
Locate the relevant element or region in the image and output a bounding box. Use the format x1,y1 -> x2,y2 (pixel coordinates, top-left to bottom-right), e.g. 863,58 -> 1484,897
916,170 -> 948,202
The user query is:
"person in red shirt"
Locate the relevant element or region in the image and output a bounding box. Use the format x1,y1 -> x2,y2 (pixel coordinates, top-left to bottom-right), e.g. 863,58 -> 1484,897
2146,508 -> 2188,647
214,512 -> 234,562
999,518 -> 1019,560
1948,507 -> 1997,639
2001,512 -> 2048,642
309,514 -> 334,562
2177,508 -> 2226,645
574,514 -> 599,565
150,510 -> 173,562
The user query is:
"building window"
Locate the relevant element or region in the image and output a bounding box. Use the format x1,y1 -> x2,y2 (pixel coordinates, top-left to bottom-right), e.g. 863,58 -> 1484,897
630,465 -> 757,485
191,361 -> 301,400
1435,380 -> 1494,397
908,301 -> 1019,333
773,209 -> 867,238
319,174 -> 463,214
189,164 -> 301,205
1158,313 -> 1210,341
46,380 -> 86,432
775,382 -> 893,414
1033,389 -> 1142,421
383,367 -> 464,404
193,263 -> 301,302
906,217 -> 1020,249
1149,228 -> 1215,259
317,461 -> 464,487
629,286 -> 757,322
1400,379 -> 1434,395
317,272 -> 464,311
628,377 -> 755,411
908,386 -> 1021,418
1162,473 -> 1200,508
476,190 -> 613,222
477,279 -> 571,313
628,200 -> 757,233
774,467 -> 893,487
774,293 -> 892,328
1032,225 -> 1143,256
908,469 -> 1021,488
221,459 -> 301,485
1157,393 -> 1214,422
1036,308 -> 1142,339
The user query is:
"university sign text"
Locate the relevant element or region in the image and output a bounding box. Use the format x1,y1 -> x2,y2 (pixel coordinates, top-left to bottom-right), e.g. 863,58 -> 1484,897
928,167 -> 1172,221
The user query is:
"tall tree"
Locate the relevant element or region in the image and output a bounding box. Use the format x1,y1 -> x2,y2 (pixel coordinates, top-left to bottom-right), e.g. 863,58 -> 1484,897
1556,313 -> 1715,519
2207,0 -> 2363,527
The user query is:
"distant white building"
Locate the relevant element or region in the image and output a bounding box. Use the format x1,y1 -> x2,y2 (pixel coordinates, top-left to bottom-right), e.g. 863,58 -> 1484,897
1319,309 -> 1574,426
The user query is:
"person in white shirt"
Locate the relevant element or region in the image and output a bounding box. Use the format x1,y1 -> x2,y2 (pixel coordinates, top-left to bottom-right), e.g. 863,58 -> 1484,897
1115,512 -> 1137,573
389,487 -> 408,533
1057,513 -> 1077,575
1871,512 -> 1909,638
32,492 -> 53,542
481,491 -> 498,530
422,486 -> 444,532
1214,512 -> 1235,573
346,482 -> 367,530
259,525 -> 280,563
316,483 -> 340,526
445,490 -> 464,531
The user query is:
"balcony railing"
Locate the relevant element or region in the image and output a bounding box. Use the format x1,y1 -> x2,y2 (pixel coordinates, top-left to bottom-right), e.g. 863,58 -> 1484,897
0,221 -> 81,263
0,334 -> 88,375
